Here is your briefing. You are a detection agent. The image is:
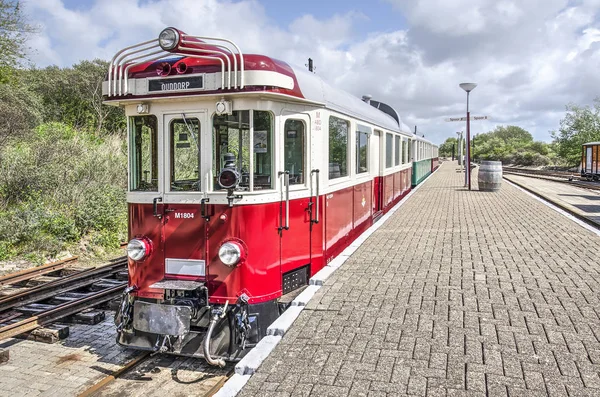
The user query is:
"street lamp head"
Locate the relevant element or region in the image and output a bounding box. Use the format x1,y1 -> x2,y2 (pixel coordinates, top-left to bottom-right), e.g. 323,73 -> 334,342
459,82 -> 477,92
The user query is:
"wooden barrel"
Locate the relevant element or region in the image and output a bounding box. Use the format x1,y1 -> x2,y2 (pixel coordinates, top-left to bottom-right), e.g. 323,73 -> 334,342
478,161 -> 502,191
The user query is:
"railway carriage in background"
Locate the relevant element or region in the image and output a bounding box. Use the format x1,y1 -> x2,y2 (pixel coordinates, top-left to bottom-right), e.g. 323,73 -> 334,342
103,27 -> 438,366
582,142 -> 600,180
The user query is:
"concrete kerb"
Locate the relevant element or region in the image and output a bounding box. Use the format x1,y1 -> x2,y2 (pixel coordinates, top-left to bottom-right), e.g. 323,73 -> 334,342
266,306 -> 304,336
291,285 -> 321,306
216,164 -> 440,396
213,374 -> 252,397
235,335 -> 282,375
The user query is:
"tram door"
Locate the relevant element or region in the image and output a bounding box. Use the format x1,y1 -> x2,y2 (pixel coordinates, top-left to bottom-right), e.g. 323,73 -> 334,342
586,146 -> 593,173
279,114 -> 312,293
372,130 -> 384,216
161,112 -> 209,279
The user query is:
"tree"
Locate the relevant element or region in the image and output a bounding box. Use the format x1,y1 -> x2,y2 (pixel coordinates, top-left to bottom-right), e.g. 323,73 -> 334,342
0,1 -> 37,77
24,60 -> 125,135
0,79 -> 42,146
471,125 -> 550,166
551,99 -> 600,166
438,137 -> 457,157
491,125 -> 533,146
72,60 -> 126,135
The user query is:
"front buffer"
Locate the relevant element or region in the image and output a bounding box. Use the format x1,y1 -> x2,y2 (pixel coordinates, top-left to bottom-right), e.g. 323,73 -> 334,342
114,281 -> 279,366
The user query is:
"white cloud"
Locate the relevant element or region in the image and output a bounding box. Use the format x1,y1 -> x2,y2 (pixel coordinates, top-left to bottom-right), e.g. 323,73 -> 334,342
20,0 -> 600,144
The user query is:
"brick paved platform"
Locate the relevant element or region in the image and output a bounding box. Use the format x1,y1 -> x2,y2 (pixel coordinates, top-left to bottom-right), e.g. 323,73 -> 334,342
0,314 -> 137,396
239,161 -> 600,397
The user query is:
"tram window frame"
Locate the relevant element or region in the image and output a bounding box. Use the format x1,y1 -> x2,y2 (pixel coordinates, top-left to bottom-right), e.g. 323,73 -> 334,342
169,117 -> 201,192
212,110 -> 274,192
394,135 -> 401,166
252,110 -> 274,190
385,133 -> 393,169
329,115 -> 350,180
284,119 -> 306,185
356,124 -> 370,175
129,115 -> 158,192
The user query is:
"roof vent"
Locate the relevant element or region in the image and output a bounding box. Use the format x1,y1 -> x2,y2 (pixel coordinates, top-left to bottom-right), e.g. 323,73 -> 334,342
361,94 -> 372,104
369,100 -> 401,127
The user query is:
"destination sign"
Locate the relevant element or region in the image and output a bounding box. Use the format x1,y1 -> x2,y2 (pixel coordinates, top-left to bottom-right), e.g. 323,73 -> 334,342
148,76 -> 203,92
445,116 -> 490,122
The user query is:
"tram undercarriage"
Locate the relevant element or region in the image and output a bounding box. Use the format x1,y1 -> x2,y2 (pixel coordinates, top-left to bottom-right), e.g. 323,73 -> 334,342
114,284 -> 279,366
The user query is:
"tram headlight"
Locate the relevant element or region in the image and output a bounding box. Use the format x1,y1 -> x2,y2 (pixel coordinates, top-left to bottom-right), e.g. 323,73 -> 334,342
218,152 -> 240,189
218,168 -> 240,189
127,238 -> 151,261
218,241 -> 244,267
159,27 -> 180,51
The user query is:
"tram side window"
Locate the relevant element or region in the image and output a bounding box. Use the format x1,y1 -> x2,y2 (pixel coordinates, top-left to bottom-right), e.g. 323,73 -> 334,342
407,140 -> 412,163
170,117 -> 201,191
130,115 -> 158,192
356,125 -> 369,174
214,111 -> 250,190
253,111 -> 274,190
284,119 -> 305,184
329,116 -> 349,179
402,138 -> 408,164
213,110 -> 273,191
395,135 -> 401,166
385,133 -> 393,168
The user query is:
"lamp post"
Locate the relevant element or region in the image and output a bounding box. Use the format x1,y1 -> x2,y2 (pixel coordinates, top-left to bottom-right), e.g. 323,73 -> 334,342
459,82 -> 477,190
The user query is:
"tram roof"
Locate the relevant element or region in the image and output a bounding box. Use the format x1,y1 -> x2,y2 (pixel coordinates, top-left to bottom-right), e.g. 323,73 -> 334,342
103,26 -> 432,144
290,65 -> 412,136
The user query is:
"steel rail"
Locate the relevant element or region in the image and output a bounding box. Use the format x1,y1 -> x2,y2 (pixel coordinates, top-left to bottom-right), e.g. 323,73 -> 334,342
204,369 -> 235,397
78,355 -> 233,397
77,351 -> 152,397
0,283 -> 125,340
0,258 -> 127,312
502,168 -> 600,191
503,166 -> 573,176
0,256 -> 78,286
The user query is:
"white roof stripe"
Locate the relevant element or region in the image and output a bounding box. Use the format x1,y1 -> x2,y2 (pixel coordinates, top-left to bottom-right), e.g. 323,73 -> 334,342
291,65 -> 417,137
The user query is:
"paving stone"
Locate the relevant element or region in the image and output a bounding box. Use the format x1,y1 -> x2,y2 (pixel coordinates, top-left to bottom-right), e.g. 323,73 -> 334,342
238,161 -> 600,396
0,348 -> 8,364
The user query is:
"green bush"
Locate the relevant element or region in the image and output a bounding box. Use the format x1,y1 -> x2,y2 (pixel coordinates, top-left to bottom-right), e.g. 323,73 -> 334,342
0,122 -> 127,261
0,241 -> 16,261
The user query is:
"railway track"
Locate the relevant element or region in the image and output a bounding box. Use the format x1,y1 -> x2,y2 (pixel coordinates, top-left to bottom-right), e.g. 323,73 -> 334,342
502,166 -> 600,191
0,256 -> 127,340
78,351 -> 234,397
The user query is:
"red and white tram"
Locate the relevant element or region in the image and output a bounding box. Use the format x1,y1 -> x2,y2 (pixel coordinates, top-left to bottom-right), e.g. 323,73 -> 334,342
103,27 -> 438,366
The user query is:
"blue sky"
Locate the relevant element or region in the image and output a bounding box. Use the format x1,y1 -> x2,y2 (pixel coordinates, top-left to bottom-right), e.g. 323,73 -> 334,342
256,0 -> 407,35
21,0 -> 600,145
59,0 -> 407,34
